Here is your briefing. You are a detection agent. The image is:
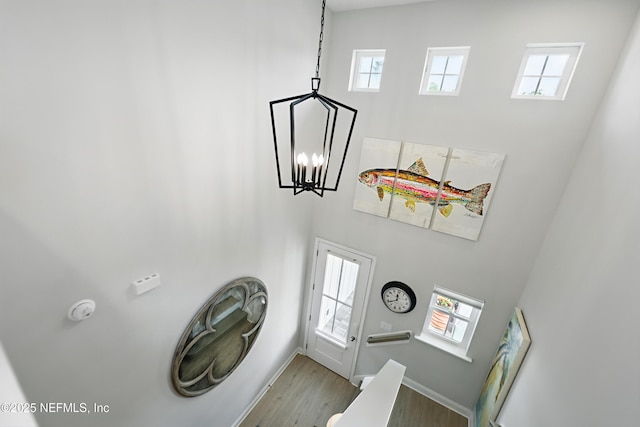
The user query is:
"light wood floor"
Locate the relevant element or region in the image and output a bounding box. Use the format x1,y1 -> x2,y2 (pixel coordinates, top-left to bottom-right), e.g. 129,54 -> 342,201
239,354 -> 468,427
389,383 -> 468,427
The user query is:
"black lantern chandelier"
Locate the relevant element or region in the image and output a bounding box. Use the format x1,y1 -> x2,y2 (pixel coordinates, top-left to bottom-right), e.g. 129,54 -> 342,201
269,0 -> 357,197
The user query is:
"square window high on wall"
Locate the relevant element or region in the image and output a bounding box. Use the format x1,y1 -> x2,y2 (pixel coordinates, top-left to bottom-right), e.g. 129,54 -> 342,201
419,46 -> 470,96
349,49 -> 385,92
511,43 -> 584,100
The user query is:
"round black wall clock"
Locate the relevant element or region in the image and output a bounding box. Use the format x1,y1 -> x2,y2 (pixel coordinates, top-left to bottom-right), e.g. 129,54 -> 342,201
381,281 -> 417,314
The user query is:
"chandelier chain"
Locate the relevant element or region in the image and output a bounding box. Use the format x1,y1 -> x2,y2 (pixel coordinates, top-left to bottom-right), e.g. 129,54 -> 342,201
315,0 -> 326,79
269,0 -> 357,197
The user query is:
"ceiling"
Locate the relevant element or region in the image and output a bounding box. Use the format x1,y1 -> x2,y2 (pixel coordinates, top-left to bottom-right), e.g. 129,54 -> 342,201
326,0 -> 433,12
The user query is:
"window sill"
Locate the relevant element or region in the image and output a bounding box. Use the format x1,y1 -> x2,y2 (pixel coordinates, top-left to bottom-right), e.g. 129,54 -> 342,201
511,94 -> 564,101
414,333 -> 472,363
419,91 -> 460,96
349,88 -> 381,93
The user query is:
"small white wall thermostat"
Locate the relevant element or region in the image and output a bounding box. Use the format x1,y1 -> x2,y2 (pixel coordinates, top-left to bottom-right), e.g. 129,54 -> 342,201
67,299 -> 96,321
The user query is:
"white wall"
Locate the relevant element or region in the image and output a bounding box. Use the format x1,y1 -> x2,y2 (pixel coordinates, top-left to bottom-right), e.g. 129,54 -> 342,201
499,9 -> 640,427
310,0 -> 640,409
0,1 -> 317,426
0,341 -> 38,427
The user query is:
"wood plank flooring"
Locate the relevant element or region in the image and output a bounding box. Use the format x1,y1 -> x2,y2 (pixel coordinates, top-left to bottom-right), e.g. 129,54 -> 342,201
389,384 -> 468,427
239,354 -> 468,427
239,354 -> 359,427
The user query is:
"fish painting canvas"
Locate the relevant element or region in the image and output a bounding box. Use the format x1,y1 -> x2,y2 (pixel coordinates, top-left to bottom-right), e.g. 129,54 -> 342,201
387,142 -> 449,228
353,138 -> 402,217
474,308 -> 531,427
431,148 -> 505,241
354,138 -> 504,241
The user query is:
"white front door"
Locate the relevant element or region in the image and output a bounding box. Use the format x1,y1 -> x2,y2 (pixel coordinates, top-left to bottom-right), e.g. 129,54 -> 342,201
305,238 -> 375,380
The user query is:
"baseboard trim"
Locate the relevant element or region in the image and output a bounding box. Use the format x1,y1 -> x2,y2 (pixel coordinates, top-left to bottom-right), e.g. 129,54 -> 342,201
352,372 -> 472,425
231,347 -> 303,427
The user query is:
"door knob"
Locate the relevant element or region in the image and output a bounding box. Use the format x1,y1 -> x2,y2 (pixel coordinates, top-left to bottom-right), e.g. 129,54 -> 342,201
350,336 -> 356,342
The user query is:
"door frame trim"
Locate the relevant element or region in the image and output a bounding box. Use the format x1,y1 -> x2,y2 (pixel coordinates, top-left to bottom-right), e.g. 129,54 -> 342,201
303,237 -> 377,382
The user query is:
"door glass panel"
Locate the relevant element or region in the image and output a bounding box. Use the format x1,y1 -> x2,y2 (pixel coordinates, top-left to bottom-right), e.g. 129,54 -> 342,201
331,302 -> 352,342
337,259 -> 359,304
323,254 -> 343,298
319,296 -> 338,336
317,253 -> 359,343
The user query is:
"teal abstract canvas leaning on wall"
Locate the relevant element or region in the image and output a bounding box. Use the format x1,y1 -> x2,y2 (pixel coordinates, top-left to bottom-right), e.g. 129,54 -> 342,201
474,308 -> 531,427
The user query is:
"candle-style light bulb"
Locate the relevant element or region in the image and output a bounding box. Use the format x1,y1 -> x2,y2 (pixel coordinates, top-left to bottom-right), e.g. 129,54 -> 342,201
311,153 -> 319,187
300,152 -> 308,183
296,153 -> 303,185
316,154 -> 324,186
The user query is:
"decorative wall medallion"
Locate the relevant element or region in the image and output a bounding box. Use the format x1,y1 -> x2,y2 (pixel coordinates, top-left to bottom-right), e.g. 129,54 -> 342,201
171,277 -> 267,397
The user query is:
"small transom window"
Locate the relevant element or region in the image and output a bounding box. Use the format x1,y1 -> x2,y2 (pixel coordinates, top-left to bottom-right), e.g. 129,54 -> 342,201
419,47 -> 470,96
415,286 -> 483,362
349,49 -> 385,92
512,43 -> 583,100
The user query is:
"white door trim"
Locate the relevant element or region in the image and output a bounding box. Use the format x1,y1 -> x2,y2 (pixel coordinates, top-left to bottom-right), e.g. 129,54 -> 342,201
303,237 -> 376,382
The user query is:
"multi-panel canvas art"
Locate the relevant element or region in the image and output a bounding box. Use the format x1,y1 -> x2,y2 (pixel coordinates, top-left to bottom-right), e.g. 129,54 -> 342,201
353,138 -> 402,218
474,308 -> 531,427
430,148 -> 505,240
353,137 -> 505,241
388,143 -> 449,228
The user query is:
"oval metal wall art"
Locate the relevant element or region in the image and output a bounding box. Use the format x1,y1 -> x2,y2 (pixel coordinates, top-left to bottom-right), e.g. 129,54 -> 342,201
171,277 -> 267,397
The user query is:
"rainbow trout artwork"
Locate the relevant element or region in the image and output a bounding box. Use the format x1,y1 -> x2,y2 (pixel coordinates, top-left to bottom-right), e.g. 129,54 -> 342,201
358,158 -> 491,217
